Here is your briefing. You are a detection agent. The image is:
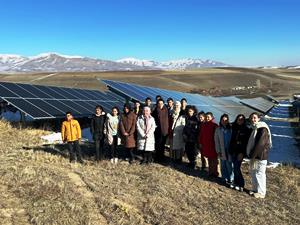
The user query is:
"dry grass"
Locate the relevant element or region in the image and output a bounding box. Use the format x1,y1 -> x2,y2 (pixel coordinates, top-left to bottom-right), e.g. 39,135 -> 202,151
0,119 -> 299,225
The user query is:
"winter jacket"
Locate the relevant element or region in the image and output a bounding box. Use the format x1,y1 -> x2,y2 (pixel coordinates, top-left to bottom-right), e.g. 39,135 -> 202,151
170,112 -> 186,150
247,124 -> 272,160
61,119 -> 82,142
120,111 -> 137,148
199,120 -> 218,159
183,115 -> 198,143
104,113 -> 120,145
214,126 -> 232,161
90,114 -> 106,140
229,124 -> 251,156
152,105 -> 169,136
136,115 -> 157,151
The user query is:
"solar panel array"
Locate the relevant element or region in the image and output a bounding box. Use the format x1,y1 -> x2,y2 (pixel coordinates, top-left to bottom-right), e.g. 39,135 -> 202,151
101,79 -> 267,120
0,82 -> 123,119
240,97 -> 275,114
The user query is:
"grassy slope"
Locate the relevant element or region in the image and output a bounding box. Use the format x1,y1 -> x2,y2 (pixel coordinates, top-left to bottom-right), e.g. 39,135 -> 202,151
0,120 -> 299,225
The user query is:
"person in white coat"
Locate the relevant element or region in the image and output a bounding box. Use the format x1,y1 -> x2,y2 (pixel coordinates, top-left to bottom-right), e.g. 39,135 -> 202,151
137,106 -> 157,164
169,101 -> 186,163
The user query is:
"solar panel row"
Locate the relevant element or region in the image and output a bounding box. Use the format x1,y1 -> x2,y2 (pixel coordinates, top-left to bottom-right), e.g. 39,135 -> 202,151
0,82 -> 123,119
240,97 -> 275,113
102,79 -> 274,120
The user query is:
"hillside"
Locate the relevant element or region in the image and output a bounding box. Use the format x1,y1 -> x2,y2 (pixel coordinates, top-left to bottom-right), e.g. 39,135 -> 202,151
0,120 -> 299,225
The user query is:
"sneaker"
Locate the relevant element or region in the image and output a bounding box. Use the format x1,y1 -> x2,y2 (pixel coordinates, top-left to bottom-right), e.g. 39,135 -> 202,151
249,190 -> 256,196
110,158 -> 114,164
254,193 -> 265,199
235,186 -> 244,192
114,158 -> 118,164
229,183 -> 235,189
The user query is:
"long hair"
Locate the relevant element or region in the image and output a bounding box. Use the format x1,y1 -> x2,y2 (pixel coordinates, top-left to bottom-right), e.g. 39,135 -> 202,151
219,113 -> 231,129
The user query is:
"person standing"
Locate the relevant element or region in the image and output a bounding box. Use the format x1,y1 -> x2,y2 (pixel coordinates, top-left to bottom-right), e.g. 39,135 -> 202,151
215,114 -> 234,187
133,101 -> 142,117
120,103 -> 137,163
167,97 -> 174,115
197,111 -> 207,169
183,106 -> 199,168
90,105 -> 106,162
169,101 -> 186,163
179,98 -> 188,116
61,112 -> 83,163
229,114 -> 251,192
199,112 -> 219,177
152,98 -> 169,162
104,107 -> 120,164
246,112 -> 272,199
136,106 -> 157,164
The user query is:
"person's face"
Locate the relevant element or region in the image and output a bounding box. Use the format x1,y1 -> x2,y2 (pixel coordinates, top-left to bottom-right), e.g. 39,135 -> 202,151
221,116 -> 229,126
124,107 -> 130,113
188,109 -> 194,117
112,108 -> 118,116
175,103 -> 181,110
199,115 -> 205,122
206,115 -> 213,122
66,113 -> 73,121
157,101 -> 164,109
95,108 -> 102,115
181,100 -> 187,108
143,108 -> 151,116
167,100 -> 173,108
145,100 -> 151,106
135,102 -> 140,108
251,114 -> 259,124
237,116 -> 245,125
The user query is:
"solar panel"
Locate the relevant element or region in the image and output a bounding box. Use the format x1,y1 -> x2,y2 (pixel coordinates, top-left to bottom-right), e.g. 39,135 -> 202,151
0,82 -> 124,120
240,97 -> 274,113
101,79 -> 261,120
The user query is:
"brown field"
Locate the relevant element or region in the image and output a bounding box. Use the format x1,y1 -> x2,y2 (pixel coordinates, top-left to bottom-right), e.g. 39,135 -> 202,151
0,120 -> 299,225
1,68 -> 300,98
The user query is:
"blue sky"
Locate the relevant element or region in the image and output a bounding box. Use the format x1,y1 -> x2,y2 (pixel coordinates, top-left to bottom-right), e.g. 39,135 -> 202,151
0,0 -> 299,66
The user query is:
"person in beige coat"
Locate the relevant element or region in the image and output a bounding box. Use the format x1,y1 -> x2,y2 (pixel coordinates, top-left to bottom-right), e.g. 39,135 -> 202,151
169,101 -> 186,163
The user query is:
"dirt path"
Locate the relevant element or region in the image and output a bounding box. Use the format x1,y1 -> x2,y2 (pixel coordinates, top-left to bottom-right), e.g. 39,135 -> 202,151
29,73 -> 58,83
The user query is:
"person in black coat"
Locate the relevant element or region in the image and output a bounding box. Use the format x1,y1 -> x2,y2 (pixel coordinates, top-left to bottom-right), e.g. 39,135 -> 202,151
183,105 -> 199,169
91,105 -> 106,161
229,114 -> 251,191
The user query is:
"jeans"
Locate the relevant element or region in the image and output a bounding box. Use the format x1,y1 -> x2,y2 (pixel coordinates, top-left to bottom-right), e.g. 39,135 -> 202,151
232,155 -> 245,188
221,160 -> 234,183
67,140 -> 82,162
250,159 -> 267,196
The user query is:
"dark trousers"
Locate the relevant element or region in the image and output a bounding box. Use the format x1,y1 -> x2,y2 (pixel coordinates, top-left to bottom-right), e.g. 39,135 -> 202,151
155,133 -> 168,162
143,151 -> 153,164
95,137 -> 104,161
127,148 -> 135,162
233,155 -> 245,188
68,140 -> 82,162
110,135 -> 118,158
185,142 -> 198,167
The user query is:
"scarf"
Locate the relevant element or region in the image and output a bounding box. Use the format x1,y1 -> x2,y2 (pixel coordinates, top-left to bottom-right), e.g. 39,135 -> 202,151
246,121 -> 272,156
144,115 -> 151,135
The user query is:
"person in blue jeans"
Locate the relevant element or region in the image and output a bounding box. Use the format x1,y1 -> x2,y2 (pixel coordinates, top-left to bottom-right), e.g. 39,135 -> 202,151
214,114 -> 233,187
229,114 -> 251,192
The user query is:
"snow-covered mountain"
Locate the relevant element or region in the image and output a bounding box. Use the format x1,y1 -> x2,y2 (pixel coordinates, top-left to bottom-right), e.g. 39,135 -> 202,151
117,57 -> 229,70
286,65 -> 300,69
0,53 -> 147,72
0,53 -> 229,72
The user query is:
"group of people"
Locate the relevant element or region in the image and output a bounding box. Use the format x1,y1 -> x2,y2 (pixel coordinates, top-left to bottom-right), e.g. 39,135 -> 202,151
61,96 -> 272,199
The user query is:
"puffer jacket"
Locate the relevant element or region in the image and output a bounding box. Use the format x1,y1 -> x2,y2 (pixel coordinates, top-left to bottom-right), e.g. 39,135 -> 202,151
249,127 -> 272,160
61,119 -> 82,142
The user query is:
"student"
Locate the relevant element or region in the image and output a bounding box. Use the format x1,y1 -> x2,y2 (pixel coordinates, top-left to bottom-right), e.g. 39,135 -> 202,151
215,114 -> 234,187
90,105 -> 106,161
120,103 -> 137,163
183,106 -> 199,169
144,97 -> 154,112
133,101 -> 142,117
169,101 -> 186,163
197,111 -> 207,169
152,98 -> 169,162
104,107 -> 120,164
199,112 -> 219,177
229,114 -> 251,192
167,97 -> 174,115
246,112 -> 272,199
179,98 -> 188,116
136,106 -> 157,164
61,112 -> 83,163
